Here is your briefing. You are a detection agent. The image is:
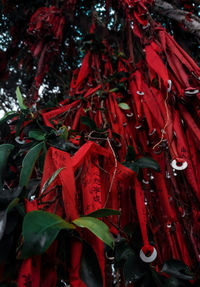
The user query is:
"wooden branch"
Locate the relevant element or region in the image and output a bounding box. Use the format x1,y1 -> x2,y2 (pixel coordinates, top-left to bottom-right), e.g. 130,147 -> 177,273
153,0 -> 200,39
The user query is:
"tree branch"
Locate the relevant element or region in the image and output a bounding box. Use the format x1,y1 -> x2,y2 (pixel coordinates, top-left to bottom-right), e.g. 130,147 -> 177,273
153,0 -> 200,40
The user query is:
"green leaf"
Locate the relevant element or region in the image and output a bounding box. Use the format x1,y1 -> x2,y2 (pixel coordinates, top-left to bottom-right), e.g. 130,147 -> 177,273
73,217 -> 114,248
16,87 -> 28,110
151,269 -> 164,287
122,162 -> 139,174
0,187 -> 22,209
123,253 -> 147,284
38,149 -> 46,173
118,103 -> 130,110
6,198 -> 20,213
0,144 -> 15,188
58,126 -> 68,140
135,157 -> 160,172
0,210 -> 7,241
80,116 -> 97,130
164,277 -> 188,287
21,210 -> 75,258
41,167 -> 64,195
19,142 -> 44,187
16,203 -> 26,217
161,260 -> 193,281
29,130 -> 45,141
79,242 -> 103,287
123,223 -> 135,236
0,232 -> 15,265
109,88 -> 119,93
126,146 -> 136,162
114,239 -> 147,284
0,111 -> 18,123
115,239 -> 135,265
123,155 -> 159,175
87,208 -> 120,218
0,198 -> 19,241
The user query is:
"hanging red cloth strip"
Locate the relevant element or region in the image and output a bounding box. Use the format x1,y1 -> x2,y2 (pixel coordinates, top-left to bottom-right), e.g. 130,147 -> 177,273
40,147 -> 84,286
68,239 -> 86,287
40,242 -> 58,287
42,85 -> 102,127
173,108 -> 200,201
145,42 -> 169,88
75,52 -> 90,90
41,147 -> 79,220
129,78 -> 142,119
18,200 -> 41,287
179,103 -> 200,143
134,179 -> 155,256
80,155 -> 105,286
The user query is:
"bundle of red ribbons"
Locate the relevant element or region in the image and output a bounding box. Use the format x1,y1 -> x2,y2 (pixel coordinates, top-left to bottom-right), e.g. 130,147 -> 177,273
18,0 -> 200,286
27,6 -> 65,92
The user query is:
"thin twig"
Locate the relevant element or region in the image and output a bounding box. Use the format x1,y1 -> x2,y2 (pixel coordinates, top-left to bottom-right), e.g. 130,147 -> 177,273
104,138 -> 118,208
153,0 -> 200,40
153,92 -> 169,150
38,195 -> 58,206
101,100 -> 108,129
94,162 -> 110,175
75,163 -> 84,181
105,217 -> 127,238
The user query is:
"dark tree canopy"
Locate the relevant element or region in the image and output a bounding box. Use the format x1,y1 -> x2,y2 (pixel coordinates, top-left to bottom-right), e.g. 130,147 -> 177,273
0,1 -> 200,287
0,0 -> 199,111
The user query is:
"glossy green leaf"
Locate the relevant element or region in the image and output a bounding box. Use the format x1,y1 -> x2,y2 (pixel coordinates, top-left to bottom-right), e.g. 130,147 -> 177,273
87,208 -> 120,218
115,239 -> 135,265
151,269 -> 164,287
135,157 -> 160,172
58,126 -> 68,140
16,87 -> 28,110
122,162 -> 139,174
164,277 -> 188,287
21,210 -> 75,258
161,260 -> 193,280
109,88 -> 119,93
29,130 -> 45,141
123,253 -> 147,284
19,142 -> 44,187
0,111 -> 18,123
0,144 -> 14,188
123,223 -> 135,236
48,138 -> 79,153
6,198 -> 20,213
0,233 -> 14,264
80,116 -> 97,130
41,167 -> 64,195
79,242 -> 103,287
0,210 -> 7,241
114,240 -> 146,284
0,187 -> 22,209
118,103 -> 130,110
125,146 -> 136,162
0,198 -> 19,241
73,217 -> 114,248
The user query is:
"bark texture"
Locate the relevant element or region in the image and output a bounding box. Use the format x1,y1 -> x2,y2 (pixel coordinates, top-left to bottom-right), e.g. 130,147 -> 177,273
154,0 -> 200,40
